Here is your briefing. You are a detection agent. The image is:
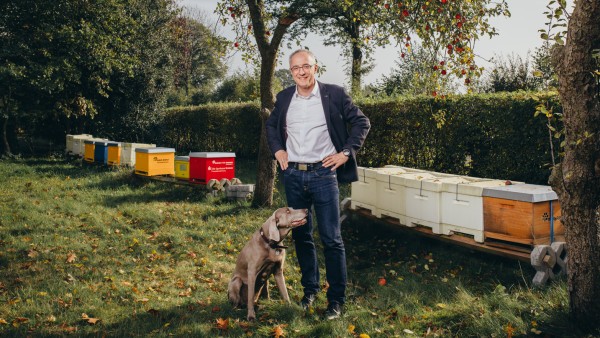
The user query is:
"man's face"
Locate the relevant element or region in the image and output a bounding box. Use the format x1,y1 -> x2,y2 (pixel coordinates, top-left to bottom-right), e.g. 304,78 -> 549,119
289,52 -> 318,91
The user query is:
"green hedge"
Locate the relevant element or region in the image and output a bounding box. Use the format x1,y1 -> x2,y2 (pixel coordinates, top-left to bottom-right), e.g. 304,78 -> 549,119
358,92 -> 561,184
161,92 -> 561,184
162,102 -> 262,157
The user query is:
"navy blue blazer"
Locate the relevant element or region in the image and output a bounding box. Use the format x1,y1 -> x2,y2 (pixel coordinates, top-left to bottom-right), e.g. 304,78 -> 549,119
265,81 -> 370,183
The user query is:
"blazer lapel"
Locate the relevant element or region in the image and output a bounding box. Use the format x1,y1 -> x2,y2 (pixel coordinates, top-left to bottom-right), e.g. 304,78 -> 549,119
319,82 -> 333,131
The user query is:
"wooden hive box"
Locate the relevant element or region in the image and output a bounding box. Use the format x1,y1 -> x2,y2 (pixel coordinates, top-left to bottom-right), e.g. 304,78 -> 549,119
483,184 -> 563,246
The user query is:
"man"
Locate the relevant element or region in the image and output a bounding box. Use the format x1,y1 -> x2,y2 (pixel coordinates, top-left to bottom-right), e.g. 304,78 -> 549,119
265,49 -> 370,319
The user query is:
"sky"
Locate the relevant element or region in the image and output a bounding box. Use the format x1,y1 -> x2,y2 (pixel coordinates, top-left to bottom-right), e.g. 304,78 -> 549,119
178,0 -> 572,88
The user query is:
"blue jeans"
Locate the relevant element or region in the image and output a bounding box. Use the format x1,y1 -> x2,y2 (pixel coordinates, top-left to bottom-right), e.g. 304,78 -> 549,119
283,165 -> 346,305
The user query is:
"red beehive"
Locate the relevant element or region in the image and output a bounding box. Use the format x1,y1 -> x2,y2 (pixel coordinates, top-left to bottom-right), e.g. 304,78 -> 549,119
189,152 -> 236,184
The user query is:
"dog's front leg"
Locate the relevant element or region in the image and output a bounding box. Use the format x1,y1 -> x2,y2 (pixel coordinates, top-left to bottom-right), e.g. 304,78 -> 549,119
273,265 -> 290,303
246,266 -> 257,321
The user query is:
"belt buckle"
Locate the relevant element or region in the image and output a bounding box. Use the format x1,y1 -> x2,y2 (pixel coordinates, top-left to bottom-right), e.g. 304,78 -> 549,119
298,163 -> 308,171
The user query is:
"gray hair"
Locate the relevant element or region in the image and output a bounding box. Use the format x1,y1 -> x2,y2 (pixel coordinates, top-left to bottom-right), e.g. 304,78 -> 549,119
289,49 -> 317,66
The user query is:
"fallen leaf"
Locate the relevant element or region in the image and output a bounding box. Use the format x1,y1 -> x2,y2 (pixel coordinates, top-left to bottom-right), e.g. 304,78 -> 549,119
436,303 -> 447,309
27,249 -> 39,258
59,323 -> 77,333
378,277 -> 387,286
0,318 -> 8,325
46,315 -> 56,322
212,305 -> 221,313
359,334 -> 371,338
272,324 -> 286,338
66,252 -> 77,263
81,313 -> 101,325
215,318 -> 229,331
347,324 -> 356,334
403,328 -> 414,334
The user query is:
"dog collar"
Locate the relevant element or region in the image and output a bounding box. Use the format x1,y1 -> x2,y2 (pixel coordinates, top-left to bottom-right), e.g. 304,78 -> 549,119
260,229 -> 288,249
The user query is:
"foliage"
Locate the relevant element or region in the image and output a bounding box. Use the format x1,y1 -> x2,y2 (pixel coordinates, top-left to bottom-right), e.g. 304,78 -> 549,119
212,71 -> 261,103
161,102 -> 261,157
0,157 -> 582,336
0,0 -> 185,153
479,53 -> 542,93
531,43 -> 560,90
369,44 -> 456,97
167,14 -> 229,106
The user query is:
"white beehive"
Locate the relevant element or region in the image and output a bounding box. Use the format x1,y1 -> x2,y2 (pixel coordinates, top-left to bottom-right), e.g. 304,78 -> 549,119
121,142 -> 156,166
439,178 -> 519,242
68,134 -> 93,156
350,167 -> 383,214
374,167 -> 427,223
400,172 -> 458,233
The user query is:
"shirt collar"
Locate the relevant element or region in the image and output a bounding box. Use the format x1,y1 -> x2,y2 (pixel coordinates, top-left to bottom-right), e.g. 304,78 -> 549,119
295,82 -> 320,99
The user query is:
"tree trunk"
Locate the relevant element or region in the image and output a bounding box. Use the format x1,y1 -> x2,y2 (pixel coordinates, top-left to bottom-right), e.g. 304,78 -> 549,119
350,42 -> 363,95
252,55 -> 278,207
1,115 -> 12,156
549,0 -> 600,330
350,21 -> 362,95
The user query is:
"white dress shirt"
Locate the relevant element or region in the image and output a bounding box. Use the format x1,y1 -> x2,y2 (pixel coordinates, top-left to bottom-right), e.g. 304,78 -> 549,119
285,84 -> 337,163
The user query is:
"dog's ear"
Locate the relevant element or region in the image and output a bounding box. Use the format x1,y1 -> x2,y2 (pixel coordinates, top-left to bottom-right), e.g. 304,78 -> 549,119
267,213 -> 280,243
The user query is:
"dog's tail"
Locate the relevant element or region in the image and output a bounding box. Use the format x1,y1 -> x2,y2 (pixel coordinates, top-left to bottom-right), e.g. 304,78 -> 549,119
227,276 -> 247,308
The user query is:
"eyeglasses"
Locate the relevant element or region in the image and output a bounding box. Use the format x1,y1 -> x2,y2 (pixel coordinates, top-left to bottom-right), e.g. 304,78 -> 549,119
290,64 -> 314,73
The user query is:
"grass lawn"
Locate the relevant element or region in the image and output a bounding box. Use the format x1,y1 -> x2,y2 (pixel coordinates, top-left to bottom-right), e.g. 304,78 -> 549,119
0,156 -> 580,337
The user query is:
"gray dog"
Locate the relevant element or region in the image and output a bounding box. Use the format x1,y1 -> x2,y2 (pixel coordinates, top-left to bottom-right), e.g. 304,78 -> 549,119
227,207 -> 308,321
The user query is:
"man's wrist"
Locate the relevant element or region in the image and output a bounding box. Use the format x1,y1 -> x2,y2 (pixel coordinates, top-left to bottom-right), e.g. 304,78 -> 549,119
342,149 -> 351,157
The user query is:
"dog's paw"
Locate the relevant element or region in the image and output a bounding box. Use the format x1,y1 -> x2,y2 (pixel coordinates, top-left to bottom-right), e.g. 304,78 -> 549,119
247,314 -> 256,321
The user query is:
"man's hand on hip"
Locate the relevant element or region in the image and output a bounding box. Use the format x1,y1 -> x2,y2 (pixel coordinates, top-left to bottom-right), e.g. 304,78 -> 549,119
275,150 -> 289,170
323,152 -> 349,171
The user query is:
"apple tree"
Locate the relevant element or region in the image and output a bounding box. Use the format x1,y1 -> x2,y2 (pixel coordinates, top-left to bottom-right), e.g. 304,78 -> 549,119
545,0 -> 600,330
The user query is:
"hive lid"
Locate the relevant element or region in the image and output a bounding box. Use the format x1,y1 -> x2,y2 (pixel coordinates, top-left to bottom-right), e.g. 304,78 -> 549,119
189,152 -> 236,158
122,143 -> 156,148
482,184 -> 558,202
175,155 -> 190,161
135,147 -> 175,153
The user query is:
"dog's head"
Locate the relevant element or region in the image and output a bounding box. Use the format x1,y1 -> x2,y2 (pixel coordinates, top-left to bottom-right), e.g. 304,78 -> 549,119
265,207 -> 308,243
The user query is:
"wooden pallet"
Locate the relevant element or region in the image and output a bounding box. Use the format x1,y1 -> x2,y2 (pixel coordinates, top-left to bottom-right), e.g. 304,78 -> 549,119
346,205 -> 531,262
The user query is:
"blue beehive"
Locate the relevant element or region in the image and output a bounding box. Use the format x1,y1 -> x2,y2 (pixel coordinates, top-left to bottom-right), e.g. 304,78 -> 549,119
94,141 -> 109,164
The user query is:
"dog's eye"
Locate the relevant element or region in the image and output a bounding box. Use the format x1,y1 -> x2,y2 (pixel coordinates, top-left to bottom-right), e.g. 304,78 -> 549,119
286,208 -> 290,213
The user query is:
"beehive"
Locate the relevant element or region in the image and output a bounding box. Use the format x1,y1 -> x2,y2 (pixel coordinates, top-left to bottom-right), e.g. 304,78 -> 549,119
189,152 -> 236,184
373,167 -> 427,222
174,155 -> 190,180
440,178 -> 521,243
134,147 -> 175,176
483,184 -> 563,246
94,141 -> 109,165
66,134 -> 92,156
399,172 -> 458,233
107,142 -> 121,166
121,143 -> 156,166
83,140 -> 95,163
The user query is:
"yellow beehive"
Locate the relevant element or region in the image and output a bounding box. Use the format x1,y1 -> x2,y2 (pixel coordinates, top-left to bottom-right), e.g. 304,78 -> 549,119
134,147 -> 175,176
174,155 -> 190,180
107,142 -> 121,166
83,140 -> 95,163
